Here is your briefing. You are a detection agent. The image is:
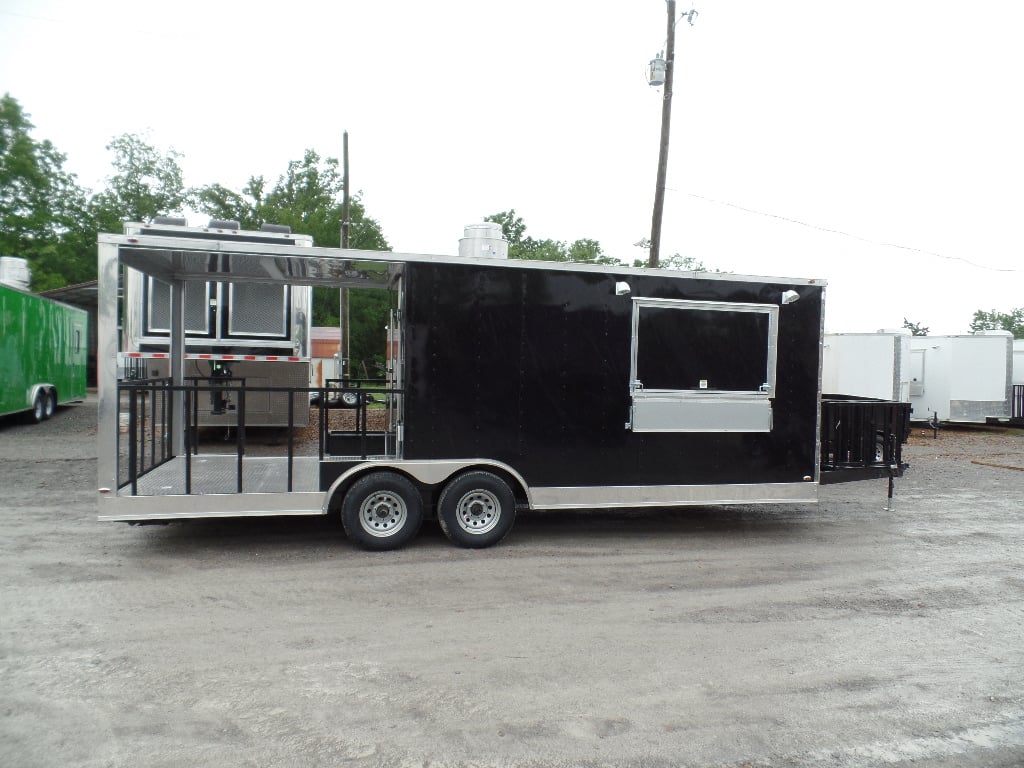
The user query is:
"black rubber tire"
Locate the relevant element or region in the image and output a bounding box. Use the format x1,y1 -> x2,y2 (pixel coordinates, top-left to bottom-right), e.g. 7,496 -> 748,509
341,472 -> 423,550
42,389 -> 56,420
437,471 -> 517,549
29,392 -> 46,424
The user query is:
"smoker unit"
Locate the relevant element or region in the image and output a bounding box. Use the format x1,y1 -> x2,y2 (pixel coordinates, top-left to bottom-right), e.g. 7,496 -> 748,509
119,220 -> 313,426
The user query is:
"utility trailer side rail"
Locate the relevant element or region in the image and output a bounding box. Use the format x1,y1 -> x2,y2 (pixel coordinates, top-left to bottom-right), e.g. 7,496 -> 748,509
118,380 -> 395,496
1012,384 -> 1024,426
820,396 -> 911,484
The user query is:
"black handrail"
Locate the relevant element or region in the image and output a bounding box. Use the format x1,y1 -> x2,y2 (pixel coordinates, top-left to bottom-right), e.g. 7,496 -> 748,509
117,380 -> 402,495
121,378 -> 177,492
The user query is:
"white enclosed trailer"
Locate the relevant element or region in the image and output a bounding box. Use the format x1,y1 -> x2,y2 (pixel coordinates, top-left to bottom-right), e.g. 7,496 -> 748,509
822,330 -> 912,402
1012,340 -> 1024,424
908,332 -> 1014,423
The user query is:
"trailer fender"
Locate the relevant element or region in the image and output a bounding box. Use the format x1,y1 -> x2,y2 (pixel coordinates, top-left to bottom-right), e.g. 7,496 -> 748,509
323,460 -> 533,515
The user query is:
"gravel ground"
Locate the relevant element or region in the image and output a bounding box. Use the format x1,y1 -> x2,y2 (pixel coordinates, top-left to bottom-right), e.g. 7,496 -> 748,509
1,396 -> 1023,768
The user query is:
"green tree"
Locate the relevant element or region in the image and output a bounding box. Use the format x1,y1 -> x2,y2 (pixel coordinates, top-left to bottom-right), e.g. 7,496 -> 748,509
195,150 -> 393,371
195,150 -> 389,253
260,149 -> 389,252
484,209 -> 526,248
902,318 -> 929,336
0,94 -> 91,290
194,177 -> 266,230
90,133 -> 191,233
41,132 -> 193,291
969,308 -> 1024,339
631,252 -> 710,271
630,238 -> 712,271
483,210 -> 618,264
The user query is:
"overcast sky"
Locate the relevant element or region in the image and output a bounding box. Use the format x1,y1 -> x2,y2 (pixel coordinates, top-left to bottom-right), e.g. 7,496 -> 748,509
1,0 -> 1021,333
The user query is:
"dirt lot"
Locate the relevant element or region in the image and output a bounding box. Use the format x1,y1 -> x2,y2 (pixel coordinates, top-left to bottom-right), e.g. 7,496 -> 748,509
1,397 -> 1023,768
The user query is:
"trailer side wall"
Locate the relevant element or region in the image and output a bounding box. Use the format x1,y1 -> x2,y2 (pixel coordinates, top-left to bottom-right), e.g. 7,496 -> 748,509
401,263 -> 823,488
1,283 -> 88,417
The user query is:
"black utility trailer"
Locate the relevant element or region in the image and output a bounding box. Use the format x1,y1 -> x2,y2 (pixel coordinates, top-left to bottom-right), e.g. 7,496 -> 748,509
98,228 -> 907,549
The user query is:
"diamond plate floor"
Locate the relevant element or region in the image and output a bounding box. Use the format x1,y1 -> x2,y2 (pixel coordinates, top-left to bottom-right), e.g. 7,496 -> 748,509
122,455 -> 320,496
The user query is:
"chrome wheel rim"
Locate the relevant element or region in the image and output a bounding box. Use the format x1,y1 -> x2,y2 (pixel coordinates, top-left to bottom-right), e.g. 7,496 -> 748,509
358,491 -> 408,537
454,489 -> 501,535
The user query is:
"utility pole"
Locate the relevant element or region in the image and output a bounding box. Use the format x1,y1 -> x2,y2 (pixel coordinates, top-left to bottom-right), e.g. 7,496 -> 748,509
651,0 -> 675,268
649,0 -> 677,268
341,131 -> 350,249
340,131 -> 351,380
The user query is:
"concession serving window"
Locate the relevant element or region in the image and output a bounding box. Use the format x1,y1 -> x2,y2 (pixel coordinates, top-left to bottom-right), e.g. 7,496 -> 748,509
628,298 -> 780,432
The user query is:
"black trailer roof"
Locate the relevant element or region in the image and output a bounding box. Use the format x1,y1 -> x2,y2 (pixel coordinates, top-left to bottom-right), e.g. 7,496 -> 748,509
99,232 -> 826,289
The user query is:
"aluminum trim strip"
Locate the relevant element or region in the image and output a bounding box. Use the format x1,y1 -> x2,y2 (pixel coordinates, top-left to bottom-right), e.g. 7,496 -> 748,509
98,491 -> 324,521
529,482 -> 818,510
815,285 -> 826,483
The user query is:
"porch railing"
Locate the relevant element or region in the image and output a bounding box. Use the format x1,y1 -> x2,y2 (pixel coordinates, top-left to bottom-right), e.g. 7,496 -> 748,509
820,395 -> 911,483
117,378 -> 400,496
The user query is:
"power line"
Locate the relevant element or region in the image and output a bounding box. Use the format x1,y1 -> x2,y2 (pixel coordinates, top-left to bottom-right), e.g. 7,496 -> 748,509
672,189 -> 1021,273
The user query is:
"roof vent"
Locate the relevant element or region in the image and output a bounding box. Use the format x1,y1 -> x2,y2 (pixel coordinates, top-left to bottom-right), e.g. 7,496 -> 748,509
153,216 -> 187,226
208,219 -> 240,230
261,223 -> 292,234
0,256 -> 31,291
458,222 -> 509,259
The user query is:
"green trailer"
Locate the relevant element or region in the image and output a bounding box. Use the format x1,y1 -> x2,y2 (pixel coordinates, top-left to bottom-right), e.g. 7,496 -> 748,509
1,281 -> 88,422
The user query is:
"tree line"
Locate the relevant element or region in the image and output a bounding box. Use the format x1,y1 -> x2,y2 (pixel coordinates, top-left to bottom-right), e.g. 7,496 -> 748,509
4,92 -> 1019,339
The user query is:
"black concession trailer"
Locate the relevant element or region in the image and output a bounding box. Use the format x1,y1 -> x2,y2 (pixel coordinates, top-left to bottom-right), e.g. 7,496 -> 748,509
97,228 -> 908,549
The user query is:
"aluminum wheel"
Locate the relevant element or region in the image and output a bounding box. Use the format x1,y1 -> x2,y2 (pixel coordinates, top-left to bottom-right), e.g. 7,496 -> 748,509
341,472 -> 423,550
358,491 -> 408,537
453,489 -> 501,534
438,471 -> 517,548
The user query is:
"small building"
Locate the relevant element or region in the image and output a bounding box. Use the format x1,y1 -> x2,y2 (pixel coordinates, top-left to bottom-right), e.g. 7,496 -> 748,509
310,326 -> 341,387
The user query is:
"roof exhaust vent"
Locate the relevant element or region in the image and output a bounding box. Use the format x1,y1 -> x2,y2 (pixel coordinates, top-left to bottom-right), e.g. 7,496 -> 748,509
208,219 -> 240,230
458,222 -> 508,259
261,223 -> 292,234
0,256 -> 31,291
153,216 -> 187,226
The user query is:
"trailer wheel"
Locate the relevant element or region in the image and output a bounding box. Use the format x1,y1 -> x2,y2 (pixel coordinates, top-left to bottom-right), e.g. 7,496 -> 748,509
30,392 -> 47,423
42,390 -> 56,420
341,472 -> 423,550
437,471 -> 517,549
